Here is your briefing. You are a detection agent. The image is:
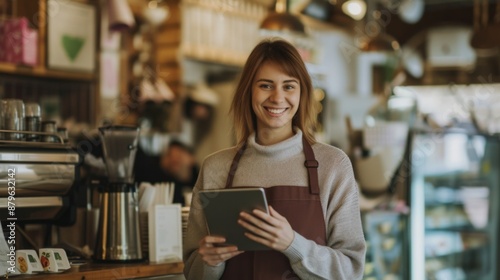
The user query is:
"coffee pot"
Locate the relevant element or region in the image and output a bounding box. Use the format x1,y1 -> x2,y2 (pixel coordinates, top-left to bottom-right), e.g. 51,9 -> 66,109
94,126 -> 143,262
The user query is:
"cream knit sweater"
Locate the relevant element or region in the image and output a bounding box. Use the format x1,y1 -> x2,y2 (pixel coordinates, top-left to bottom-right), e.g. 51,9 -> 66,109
183,129 -> 366,279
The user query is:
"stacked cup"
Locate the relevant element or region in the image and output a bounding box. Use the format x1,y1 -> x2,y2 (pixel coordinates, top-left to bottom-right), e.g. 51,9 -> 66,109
0,99 -> 25,141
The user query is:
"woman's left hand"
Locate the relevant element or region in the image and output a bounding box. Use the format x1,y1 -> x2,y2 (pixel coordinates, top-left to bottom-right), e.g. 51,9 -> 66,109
237,206 -> 294,251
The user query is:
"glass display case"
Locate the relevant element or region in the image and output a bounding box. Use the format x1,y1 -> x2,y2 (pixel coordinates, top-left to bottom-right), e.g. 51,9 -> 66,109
362,211 -> 407,280
409,130 -> 500,280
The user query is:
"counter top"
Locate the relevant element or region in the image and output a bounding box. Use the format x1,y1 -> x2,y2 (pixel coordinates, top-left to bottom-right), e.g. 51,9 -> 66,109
10,260 -> 184,279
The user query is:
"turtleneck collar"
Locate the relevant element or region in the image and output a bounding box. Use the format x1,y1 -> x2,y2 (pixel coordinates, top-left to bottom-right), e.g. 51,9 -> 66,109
247,128 -> 304,159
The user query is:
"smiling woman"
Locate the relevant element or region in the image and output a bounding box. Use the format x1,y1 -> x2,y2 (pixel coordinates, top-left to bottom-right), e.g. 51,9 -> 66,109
231,39 -> 317,146
251,62 -> 301,145
183,38 -> 366,280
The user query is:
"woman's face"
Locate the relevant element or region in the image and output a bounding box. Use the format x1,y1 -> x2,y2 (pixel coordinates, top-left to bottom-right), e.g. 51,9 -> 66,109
251,61 -> 301,136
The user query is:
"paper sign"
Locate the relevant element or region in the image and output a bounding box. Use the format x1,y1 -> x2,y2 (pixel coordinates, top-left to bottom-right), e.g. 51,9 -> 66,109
148,204 -> 182,262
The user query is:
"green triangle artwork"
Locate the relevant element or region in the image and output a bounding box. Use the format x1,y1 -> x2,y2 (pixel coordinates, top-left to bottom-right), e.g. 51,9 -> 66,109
62,35 -> 85,62
47,0 -> 95,72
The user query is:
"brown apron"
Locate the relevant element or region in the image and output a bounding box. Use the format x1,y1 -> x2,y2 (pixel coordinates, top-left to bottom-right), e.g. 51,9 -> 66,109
220,137 -> 327,280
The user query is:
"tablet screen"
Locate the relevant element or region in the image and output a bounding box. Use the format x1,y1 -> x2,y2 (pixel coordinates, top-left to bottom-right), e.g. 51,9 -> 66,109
199,187 -> 270,251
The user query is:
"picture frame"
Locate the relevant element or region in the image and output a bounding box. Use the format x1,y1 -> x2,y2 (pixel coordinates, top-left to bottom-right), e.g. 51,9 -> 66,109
47,0 -> 96,72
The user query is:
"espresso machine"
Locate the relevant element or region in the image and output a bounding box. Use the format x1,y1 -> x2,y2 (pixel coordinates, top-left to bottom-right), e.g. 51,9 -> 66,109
94,126 -> 143,262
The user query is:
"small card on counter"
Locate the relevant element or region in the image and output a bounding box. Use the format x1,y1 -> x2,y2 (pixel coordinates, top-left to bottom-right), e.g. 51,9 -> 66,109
16,250 -> 43,274
148,204 -> 182,263
39,248 -> 71,272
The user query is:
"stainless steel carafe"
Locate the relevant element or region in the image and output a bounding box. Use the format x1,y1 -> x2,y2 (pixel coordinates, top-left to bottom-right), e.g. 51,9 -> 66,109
94,126 -> 143,262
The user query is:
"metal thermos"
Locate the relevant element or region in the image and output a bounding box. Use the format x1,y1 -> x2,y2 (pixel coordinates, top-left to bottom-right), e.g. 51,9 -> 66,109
25,103 -> 41,142
94,126 -> 143,262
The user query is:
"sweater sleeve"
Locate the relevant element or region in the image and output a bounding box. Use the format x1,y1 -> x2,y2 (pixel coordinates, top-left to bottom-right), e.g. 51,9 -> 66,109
282,154 -> 366,280
183,160 -> 226,280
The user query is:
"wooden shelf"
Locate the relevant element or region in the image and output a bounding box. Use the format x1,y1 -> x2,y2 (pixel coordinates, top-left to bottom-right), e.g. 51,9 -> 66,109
181,47 -> 247,68
0,62 -> 96,81
13,260 -> 184,279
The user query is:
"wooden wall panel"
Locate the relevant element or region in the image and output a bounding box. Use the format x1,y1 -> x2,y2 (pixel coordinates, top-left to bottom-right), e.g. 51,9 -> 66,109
162,0 -> 181,26
156,27 -> 181,46
156,45 -> 179,65
157,65 -> 181,83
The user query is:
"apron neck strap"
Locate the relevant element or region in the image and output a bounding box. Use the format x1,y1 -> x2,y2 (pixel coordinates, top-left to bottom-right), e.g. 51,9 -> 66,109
225,136 -> 320,195
302,137 -> 319,195
225,142 -> 246,189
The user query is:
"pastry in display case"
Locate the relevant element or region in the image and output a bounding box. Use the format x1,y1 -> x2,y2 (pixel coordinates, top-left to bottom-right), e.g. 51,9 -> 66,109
362,211 -> 407,280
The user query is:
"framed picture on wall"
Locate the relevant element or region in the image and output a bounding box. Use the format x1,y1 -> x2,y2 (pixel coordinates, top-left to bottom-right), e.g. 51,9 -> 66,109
47,0 -> 96,72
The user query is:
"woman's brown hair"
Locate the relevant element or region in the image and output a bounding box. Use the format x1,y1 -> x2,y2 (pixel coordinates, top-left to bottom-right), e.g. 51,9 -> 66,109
230,38 -> 317,145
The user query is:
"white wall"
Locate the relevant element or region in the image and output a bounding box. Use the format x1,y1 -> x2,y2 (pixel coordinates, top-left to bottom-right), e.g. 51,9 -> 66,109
306,26 -> 378,150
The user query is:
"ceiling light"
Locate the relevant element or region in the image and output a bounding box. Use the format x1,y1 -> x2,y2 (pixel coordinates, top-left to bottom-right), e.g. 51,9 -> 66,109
342,0 -> 367,21
399,0 -> 424,24
260,13 -> 305,34
260,0 -> 306,35
108,0 -> 135,31
143,0 -> 169,27
360,10 -> 400,52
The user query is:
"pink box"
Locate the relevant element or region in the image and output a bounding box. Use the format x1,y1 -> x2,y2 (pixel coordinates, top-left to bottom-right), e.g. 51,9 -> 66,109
2,17 -> 38,66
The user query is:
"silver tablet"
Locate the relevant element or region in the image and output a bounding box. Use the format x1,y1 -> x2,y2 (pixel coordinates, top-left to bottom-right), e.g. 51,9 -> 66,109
199,187 -> 270,251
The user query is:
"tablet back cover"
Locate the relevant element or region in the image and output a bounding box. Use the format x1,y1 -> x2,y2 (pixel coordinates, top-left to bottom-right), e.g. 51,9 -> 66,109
199,188 -> 270,251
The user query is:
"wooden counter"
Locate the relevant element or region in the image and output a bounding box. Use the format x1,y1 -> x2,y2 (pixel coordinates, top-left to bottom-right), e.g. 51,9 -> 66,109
10,260 -> 184,279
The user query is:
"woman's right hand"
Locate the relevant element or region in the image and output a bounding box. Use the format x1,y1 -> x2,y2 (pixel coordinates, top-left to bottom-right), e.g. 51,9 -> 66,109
198,236 -> 244,266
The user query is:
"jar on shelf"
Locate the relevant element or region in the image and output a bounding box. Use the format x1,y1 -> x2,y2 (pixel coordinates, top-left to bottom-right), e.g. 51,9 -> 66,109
41,120 -> 58,143
25,102 -> 41,142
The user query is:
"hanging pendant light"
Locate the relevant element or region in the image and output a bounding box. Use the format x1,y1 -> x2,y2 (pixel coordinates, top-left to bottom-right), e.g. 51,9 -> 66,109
360,11 -> 400,52
260,0 -> 306,35
342,0 -> 367,21
108,0 -> 135,31
360,32 -> 400,52
143,0 -> 170,27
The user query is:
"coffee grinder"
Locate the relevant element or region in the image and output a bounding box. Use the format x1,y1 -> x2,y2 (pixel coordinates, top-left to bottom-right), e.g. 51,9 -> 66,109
94,126 -> 143,262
